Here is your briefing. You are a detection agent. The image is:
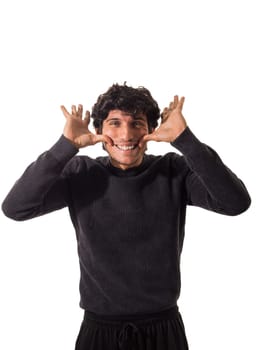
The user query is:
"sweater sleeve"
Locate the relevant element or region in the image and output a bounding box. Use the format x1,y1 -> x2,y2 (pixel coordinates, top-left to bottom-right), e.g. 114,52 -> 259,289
1,135 -> 79,221
171,127 -> 251,216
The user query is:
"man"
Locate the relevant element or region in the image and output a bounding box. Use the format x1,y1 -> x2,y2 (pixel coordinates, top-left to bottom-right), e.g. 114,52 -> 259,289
2,83 -> 251,350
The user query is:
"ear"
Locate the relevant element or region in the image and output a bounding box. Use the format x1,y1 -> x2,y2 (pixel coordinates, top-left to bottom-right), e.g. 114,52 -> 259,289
95,127 -> 103,135
149,127 -> 156,134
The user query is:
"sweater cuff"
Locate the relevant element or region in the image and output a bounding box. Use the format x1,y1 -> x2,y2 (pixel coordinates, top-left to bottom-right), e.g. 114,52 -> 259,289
49,135 -> 79,164
170,127 -> 203,156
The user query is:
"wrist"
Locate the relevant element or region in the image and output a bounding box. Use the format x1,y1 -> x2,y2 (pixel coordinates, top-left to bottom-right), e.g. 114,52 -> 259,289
49,135 -> 79,164
170,125 -> 187,142
62,134 -> 81,149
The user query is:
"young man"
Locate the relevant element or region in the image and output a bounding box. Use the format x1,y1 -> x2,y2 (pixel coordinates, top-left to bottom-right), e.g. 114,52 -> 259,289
2,83 -> 251,350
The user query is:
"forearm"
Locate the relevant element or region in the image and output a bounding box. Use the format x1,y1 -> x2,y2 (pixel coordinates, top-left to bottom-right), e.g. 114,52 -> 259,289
171,127 -> 251,215
2,136 -> 78,221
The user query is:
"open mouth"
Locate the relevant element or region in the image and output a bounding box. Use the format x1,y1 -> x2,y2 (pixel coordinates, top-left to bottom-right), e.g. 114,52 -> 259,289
115,144 -> 138,151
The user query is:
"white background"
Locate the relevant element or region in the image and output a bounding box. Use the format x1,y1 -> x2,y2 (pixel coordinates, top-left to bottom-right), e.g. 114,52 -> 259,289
0,0 -> 261,349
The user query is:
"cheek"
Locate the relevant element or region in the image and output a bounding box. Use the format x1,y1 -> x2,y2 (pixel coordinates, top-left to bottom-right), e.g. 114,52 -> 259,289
104,142 -> 116,154
101,126 -> 115,139
141,129 -> 149,137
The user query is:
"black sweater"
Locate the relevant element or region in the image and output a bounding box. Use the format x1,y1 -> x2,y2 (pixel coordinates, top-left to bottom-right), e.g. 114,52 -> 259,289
2,127 -> 251,315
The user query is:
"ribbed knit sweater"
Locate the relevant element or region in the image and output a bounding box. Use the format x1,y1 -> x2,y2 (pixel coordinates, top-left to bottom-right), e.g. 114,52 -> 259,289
2,127 -> 251,315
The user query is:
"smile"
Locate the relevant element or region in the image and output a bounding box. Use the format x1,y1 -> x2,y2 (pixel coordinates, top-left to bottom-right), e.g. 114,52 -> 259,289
115,144 -> 138,151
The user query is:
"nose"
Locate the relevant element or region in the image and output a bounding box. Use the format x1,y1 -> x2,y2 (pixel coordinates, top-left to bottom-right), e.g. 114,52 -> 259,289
120,124 -> 134,141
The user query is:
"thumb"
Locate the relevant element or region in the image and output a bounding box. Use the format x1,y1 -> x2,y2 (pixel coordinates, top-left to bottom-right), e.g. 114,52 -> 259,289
142,133 -> 159,142
97,134 -> 114,146
139,133 -> 156,148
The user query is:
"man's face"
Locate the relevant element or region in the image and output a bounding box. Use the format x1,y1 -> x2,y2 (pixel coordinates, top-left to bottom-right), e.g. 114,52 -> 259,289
100,110 -> 149,170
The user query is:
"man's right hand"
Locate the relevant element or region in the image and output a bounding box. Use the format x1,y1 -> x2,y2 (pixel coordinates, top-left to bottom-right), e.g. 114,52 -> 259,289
61,104 -> 113,149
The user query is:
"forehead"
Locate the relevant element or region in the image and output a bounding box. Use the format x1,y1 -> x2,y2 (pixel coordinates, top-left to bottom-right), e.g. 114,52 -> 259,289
105,109 -> 147,121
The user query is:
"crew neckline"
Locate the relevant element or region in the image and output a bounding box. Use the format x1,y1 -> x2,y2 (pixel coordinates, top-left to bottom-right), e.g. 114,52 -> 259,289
105,155 -> 151,177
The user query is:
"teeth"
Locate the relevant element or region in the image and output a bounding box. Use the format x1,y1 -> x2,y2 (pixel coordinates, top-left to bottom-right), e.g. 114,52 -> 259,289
116,145 -> 137,151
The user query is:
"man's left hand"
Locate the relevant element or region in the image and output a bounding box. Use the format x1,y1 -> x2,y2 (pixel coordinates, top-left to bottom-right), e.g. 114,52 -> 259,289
140,96 -> 187,146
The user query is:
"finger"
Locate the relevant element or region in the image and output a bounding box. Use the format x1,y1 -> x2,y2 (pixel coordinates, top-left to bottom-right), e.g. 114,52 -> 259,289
161,107 -> 169,116
138,134 -> 147,148
71,105 -> 77,115
169,95 -> 178,110
84,110 -> 90,125
177,96 -> 185,110
60,105 -> 70,118
173,95 -> 179,105
103,135 -> 114,146
77,104 -> 83,117
99,134 -> 114,146
141,133 -> 158,144
169,101 -> 174,110
161,108 -> 169,121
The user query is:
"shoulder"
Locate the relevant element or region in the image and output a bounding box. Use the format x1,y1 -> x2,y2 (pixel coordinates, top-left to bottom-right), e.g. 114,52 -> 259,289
145,152 -> 189,174
62,155 -> 106,176
146,151 -> 183,164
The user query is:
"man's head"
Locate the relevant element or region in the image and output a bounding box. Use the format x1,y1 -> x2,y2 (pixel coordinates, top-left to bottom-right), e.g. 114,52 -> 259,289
91,83 -> 161,170
91,83 -> 160,133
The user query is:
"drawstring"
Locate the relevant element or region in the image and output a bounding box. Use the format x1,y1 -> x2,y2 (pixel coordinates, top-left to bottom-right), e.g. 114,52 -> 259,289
118,322 -> 139,350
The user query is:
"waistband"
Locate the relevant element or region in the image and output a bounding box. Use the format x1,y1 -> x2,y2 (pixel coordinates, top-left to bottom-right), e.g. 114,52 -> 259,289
84,305 -> 179,325
83,305 -> 180,350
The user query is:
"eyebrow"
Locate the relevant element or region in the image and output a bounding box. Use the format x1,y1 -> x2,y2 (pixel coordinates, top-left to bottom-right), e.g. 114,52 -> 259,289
105,116 -> 147,123
133,116 -> 147,121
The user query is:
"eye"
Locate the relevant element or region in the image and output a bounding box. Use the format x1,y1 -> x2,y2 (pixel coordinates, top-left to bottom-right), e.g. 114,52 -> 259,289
109,120 -> 120,127
133,120 -> 147,129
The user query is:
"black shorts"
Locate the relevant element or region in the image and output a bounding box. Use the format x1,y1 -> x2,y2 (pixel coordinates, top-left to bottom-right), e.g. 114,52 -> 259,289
75,305 -> 189,350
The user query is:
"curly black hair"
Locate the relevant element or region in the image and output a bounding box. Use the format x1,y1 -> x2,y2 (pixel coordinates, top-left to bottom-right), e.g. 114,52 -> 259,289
91,83 -> 160,133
